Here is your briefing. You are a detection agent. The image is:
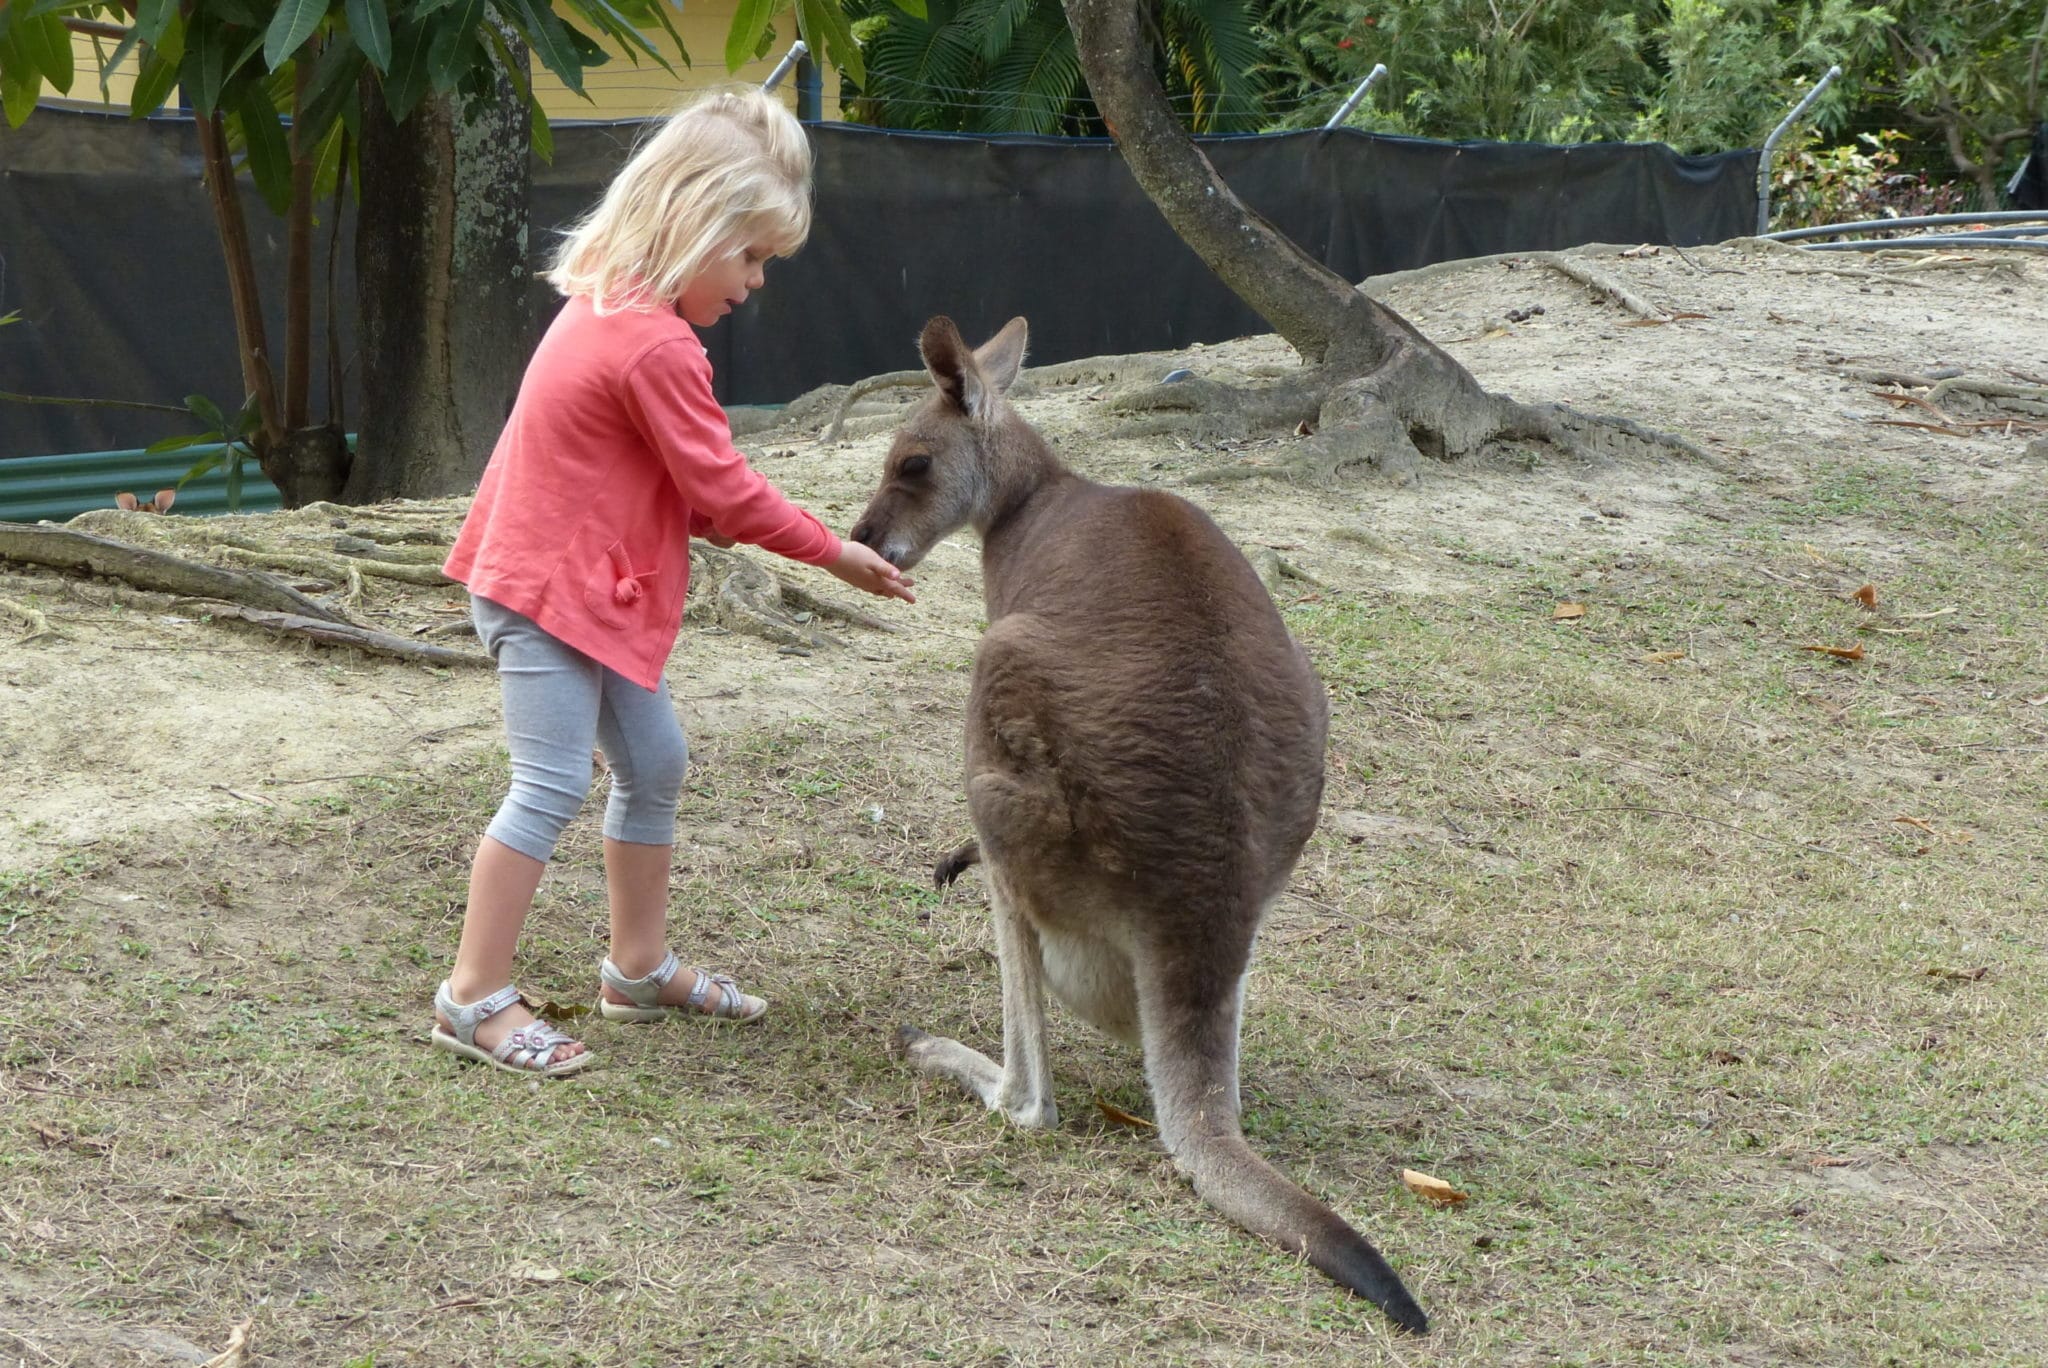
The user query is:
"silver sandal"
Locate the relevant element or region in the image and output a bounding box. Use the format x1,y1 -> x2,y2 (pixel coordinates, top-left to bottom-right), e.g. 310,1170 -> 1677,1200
431,981 -> 594,1076
597,950 -> 767,1025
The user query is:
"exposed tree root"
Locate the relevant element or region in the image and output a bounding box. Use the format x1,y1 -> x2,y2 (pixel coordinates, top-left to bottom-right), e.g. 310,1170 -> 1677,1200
213,545 -> 453,586
1528,251 -> 1673,320
1927,377 -> 2048,408
0,596 -> 55,641
193,604 -> 491,668
818,369 -> 928,442
1245,546 -> 1322,596
0,521 -> 344,621
685,544 -> 873,650
1784,265 -> 1943,289
1842,368 -> 2048,417
1100,319 -> 1720,488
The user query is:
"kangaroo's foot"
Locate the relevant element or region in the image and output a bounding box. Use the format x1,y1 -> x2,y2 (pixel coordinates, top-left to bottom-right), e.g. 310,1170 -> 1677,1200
896,1025 -> 1060,1130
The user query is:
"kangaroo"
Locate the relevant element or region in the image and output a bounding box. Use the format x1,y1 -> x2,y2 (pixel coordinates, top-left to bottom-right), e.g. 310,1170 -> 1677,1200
849,316 -> 1427,1335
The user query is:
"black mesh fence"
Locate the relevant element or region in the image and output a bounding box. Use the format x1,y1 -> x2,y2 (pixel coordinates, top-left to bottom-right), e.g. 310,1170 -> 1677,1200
2,106 -> 1757,457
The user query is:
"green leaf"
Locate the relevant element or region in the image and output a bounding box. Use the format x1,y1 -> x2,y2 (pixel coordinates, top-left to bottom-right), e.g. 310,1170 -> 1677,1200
796,0 -> 864,86
890,0 -> 927,17
298,34 -> 365,141
185,393 -> 228,431
345,0 -> 393,73
309,117 -> 346,203
134,0 -> 179,47
96,23 -> 142,103
174,447 -> 227,485
147,430 -> 222,455
425,0 -> 485,93
725,0 -> 776,72
380,16 -> 435,121
579,0 -> 663,65
504,0 -> 585,94
264,0 -> 327,68
2,61 -> 40,129
15,13 -> 73,94
129,15 -> 187,119
565,25 -> 609,68
225,448 -> 244,511
233,80 -> 294,215
179,16 -> 234,116
530,97 -> 554,162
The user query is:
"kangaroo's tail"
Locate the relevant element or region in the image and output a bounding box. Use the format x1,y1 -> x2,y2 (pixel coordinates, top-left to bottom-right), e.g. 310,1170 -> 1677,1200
1175,1129 -> 1428,1334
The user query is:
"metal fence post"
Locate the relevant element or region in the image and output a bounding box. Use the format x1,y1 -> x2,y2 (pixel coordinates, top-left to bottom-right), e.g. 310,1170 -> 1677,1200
1324,64 -> 1390,131
1757,64 -> 1842,235
762,40 -> 810,94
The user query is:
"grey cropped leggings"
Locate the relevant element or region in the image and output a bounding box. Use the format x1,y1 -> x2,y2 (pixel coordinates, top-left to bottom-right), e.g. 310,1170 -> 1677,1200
472,595 -> 688,862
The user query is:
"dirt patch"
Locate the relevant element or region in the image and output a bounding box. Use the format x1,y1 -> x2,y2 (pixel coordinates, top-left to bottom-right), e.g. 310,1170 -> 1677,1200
4,242 -> 2046,1365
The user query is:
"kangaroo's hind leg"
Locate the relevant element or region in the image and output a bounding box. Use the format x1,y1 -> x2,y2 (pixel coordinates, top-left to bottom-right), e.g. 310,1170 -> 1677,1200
899,862 -> 1060,1129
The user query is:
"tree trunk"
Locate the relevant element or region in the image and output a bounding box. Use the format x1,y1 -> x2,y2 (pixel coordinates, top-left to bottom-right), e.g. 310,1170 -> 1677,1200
346,39 -> 534,503
1060,0 -> 1395,372
1059,0 -> 1579,479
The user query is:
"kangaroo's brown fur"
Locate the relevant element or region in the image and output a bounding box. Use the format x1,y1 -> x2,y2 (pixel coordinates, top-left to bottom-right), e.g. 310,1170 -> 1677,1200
851,317 -> 1426,1335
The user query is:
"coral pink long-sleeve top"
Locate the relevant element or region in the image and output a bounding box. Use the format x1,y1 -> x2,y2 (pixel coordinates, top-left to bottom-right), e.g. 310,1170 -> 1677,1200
444,295 -> 841,690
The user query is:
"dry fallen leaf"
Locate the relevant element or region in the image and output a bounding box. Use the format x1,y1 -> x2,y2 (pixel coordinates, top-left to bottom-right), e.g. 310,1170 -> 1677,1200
1800,643 -> 1865,661
1802,543 -> 1827,563
1401,1168 -> 1469,1206
1094,1097 -> 1157,1130
530,1000 -> 593,1023
1893,816 -> 1937,834
1706,1049 -> 1745,1065
511,1265 -> 564,1283
1852,583 -> 1878,609
2028,694 -> 2048,707
198,1321 -> 253,1368
1640,649 -> 1686,664
1926,966 -> 1990,983
1810,1154 -> 1855,1169
1552,602 -> 1586,621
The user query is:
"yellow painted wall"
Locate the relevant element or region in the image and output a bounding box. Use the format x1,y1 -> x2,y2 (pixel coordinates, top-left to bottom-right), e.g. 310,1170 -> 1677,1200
43,6 -> 839,122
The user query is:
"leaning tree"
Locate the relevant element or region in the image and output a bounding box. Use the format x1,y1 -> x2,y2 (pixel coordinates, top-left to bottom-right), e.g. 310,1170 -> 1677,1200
1051,0 -> 1704,484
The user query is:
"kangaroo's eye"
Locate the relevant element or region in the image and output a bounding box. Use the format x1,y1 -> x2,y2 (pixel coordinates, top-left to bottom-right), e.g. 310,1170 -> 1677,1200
899,455 -> 931,479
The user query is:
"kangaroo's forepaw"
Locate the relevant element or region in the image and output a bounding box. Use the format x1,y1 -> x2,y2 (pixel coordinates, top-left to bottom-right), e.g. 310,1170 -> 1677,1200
893,1024 -> 932,1060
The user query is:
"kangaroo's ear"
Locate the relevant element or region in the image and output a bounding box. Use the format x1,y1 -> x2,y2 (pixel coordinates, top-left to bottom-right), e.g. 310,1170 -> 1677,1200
920,315 -> 1008,422
974,317 -> 1028,399
115,492 -> 139,511
920,316 -> 976,414
152,488 -> 176,513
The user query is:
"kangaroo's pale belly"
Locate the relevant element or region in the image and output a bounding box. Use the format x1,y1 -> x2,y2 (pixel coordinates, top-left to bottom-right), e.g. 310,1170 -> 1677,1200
1038,925 -> 1140,1049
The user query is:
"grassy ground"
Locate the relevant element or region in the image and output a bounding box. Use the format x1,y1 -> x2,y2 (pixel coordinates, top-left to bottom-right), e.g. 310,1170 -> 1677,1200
5,451 -> 2047,1366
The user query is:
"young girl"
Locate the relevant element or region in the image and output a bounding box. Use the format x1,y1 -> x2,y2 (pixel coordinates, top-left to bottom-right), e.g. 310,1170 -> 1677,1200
432,88 -> 913,1077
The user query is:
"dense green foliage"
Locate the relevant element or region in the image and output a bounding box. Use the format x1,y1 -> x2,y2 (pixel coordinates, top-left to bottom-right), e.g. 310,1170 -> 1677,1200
837,0 -> 1265,134
831,0 -> 2045,204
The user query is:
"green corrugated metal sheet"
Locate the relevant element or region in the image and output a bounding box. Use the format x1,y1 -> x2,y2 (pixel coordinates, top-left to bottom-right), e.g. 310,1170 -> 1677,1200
0,446 -> 295,522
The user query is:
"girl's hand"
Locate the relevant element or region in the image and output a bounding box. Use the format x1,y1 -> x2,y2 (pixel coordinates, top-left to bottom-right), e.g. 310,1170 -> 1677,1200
701,530 -> 737,548
830,541 -> 916,604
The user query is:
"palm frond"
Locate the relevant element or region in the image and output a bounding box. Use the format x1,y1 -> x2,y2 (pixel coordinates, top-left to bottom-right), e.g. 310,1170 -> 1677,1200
984,8 -> 1082,134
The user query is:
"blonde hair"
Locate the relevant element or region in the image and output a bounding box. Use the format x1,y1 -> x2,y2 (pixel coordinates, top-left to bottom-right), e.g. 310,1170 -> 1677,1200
548,87 -> 813,313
